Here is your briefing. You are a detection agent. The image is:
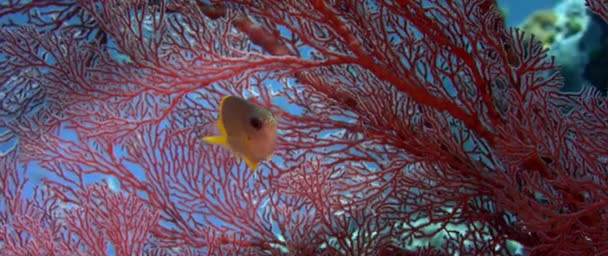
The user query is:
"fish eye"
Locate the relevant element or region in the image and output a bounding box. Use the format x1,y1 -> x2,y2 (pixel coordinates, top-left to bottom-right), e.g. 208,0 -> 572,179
250,117 -> 263,130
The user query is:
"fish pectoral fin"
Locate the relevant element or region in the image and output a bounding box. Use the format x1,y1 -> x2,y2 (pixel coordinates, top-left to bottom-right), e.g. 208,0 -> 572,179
201,135 -> 227,146
242,156 -> 259,170
265,153 -> 273,161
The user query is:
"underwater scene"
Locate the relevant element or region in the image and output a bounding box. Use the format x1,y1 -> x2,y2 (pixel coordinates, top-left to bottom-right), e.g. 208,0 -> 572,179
0,0 -> 607,255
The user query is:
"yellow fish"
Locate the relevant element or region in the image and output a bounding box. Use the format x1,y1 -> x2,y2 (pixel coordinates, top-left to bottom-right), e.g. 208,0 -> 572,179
202,95 -> 278,170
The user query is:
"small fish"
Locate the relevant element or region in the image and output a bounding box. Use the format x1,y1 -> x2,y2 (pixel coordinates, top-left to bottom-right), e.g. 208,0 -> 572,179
202,95 -> 278,170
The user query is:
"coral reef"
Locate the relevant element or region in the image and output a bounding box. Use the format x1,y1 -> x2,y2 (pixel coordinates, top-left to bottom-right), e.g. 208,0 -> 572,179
519,9 -> 559,48
520,0 -> 608,92
0,0 -> 607,255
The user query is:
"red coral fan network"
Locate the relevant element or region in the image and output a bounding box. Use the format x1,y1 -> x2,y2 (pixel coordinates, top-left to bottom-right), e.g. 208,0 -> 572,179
587,0 -> 608,22
0,0 -> 607,255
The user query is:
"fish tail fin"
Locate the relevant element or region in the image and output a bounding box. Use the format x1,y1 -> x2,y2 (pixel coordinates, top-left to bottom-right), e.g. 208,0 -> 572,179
201,135 -> 227,146
242,156 -> 258,170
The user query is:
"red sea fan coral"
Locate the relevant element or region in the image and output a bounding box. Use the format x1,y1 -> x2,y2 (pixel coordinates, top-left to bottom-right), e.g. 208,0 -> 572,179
0,0 -> 607,255
587,0 -> 608,22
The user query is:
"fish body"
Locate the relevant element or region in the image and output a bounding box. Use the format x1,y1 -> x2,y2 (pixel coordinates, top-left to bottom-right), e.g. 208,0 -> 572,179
202,95 -> 278,170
